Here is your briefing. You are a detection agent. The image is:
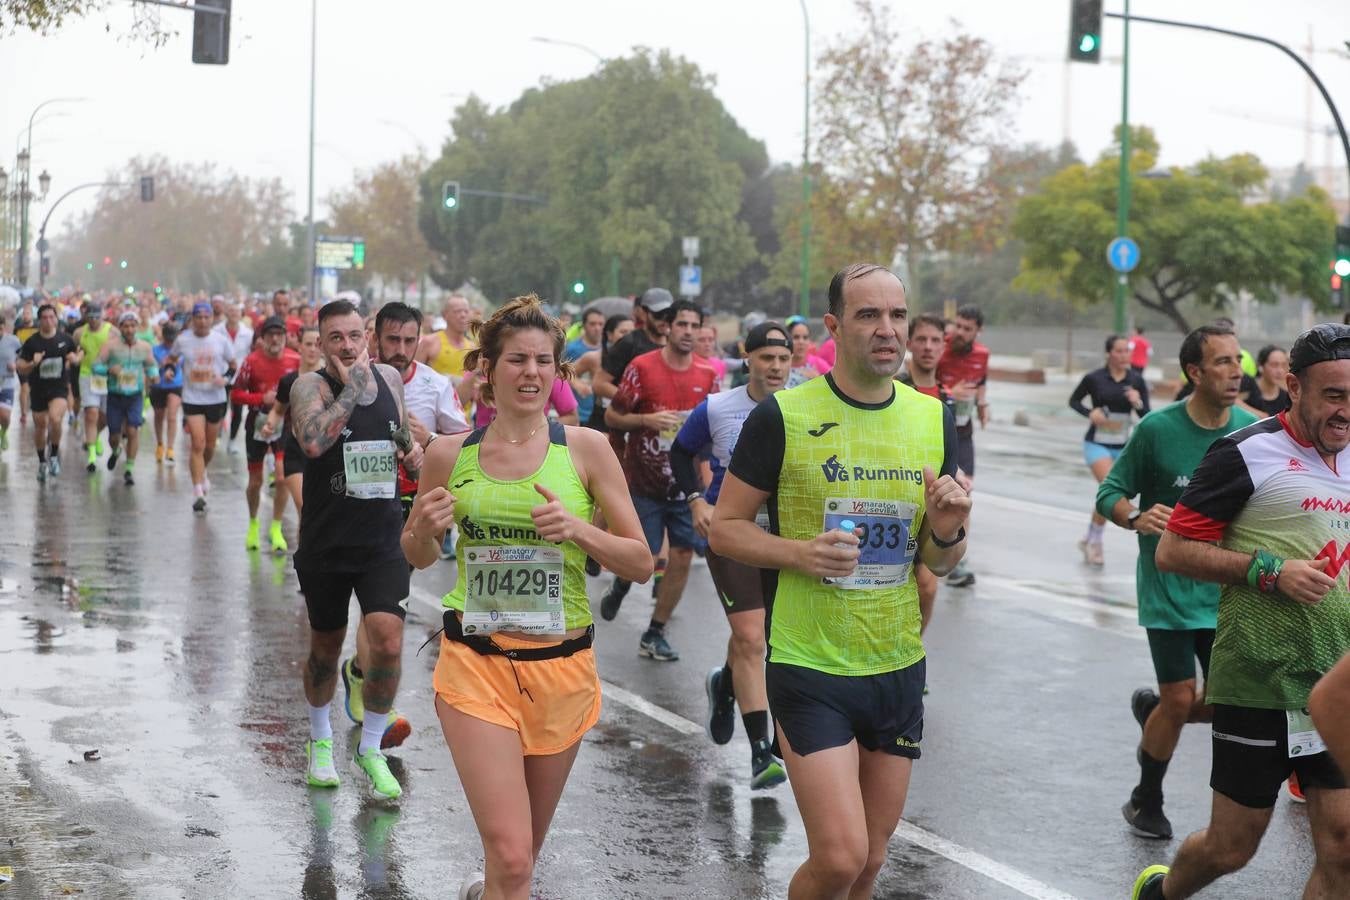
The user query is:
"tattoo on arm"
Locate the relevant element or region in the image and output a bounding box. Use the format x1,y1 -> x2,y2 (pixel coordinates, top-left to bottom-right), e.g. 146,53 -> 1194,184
291,373 -> 360,458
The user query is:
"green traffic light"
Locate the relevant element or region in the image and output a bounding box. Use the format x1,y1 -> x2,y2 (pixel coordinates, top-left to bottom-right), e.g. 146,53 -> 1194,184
1336,258 -> 1350,278
119,259 -> 128,269
571,282 -> 585,295
1078,34 -> 1098,53
443,196 -> 457,209
85,262 -> 94,270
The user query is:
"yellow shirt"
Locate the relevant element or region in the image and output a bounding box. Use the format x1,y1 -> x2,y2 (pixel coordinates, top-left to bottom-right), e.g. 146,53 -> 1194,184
429,330 -> 475,378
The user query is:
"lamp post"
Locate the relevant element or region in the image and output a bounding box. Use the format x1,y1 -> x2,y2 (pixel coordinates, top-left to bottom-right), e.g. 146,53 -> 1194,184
14,97 -> 83,287
798,0 -> 812,319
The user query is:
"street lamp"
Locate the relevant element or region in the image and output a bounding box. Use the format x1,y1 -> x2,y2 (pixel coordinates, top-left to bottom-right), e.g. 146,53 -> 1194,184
38,170 -> 51,198
530,36 -> 604,62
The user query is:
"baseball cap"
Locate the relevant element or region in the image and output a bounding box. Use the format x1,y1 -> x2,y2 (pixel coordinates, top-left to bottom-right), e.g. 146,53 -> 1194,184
86,302 -> 104,316
192,301 -> 213,316
744,320 -> 791,353
260,315 -> 287,334
119,310 -> 139,325
639,287 -> 673,314
1290,323 -> 1350,374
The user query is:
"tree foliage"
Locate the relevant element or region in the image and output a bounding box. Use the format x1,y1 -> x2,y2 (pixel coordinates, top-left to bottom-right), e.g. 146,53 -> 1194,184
775,1 -> 1025,305
1013,127 -> 1338,333
1,0 -> 101,34
418,50 -> 765,305
328,154 -> 434,297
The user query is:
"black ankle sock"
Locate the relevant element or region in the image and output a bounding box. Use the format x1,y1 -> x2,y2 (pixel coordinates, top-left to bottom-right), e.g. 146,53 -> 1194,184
350,660 -> 364,678
646,619 -> 665,636
37,447 -> 46,462
1137,747 -> 1170,797
743,710 -> 769,745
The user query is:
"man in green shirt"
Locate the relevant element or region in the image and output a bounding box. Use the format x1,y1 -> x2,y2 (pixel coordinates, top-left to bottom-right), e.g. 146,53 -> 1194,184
1098,324 -> 1257,839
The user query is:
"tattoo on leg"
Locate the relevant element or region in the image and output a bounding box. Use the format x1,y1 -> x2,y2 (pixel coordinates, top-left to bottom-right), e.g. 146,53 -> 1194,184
361,665 -> 402,714
306,653 -> 337,690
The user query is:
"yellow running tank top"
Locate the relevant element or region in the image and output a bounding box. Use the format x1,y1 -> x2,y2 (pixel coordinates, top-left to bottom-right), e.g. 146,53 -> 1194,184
429,330 -> 474,378
769,376 -> 946,676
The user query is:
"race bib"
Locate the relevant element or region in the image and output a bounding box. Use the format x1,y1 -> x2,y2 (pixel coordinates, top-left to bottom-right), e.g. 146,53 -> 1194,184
656,410 -> 690,452
1287,708 -> 1327,758
462,545 -> 565,635
953,397 -> 974,427
822,497 -> 919,590
117,371 -> 139,393
38,357 -> 63,379
189,366 -> 215,386
1095,411 -> 1132,446
342,439 -> 396,499
89,374 -> 108,394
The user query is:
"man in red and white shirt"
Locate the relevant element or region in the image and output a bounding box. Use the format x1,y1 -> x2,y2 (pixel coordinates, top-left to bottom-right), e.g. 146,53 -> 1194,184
935,303 -> 990,588
231,316 -> 300,553
606,298 -> 719,662
213,301 -> 255,454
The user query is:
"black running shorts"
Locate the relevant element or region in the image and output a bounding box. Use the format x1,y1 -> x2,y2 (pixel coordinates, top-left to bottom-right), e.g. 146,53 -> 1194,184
296,559 -> 410,632
705,545 -> 765,615
767,659 -> 925,759
182,401 -> 227,424
1210,703 -> 1347,808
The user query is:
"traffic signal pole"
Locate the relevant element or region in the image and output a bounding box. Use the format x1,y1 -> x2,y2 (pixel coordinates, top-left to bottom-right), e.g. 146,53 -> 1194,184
1113,0 -> 1130,334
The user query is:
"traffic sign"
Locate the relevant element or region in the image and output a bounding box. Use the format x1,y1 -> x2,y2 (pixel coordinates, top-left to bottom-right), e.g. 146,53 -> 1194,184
682,236 -> 700,260
679,264 -> 702,297
1106,236 -> 1139,273
315,236 -> 366,271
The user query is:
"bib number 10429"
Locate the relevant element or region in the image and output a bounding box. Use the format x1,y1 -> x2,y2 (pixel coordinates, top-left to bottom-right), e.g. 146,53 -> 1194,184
463,545 -> 565,635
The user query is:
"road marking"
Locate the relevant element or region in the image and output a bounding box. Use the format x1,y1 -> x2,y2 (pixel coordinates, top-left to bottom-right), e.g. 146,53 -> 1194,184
978,490 -> 1094,524
894,821 -> 1079,900
600,681 -> 704,736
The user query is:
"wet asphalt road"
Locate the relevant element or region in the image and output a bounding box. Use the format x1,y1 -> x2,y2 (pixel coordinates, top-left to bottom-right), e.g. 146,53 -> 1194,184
0,380 -> 1317,899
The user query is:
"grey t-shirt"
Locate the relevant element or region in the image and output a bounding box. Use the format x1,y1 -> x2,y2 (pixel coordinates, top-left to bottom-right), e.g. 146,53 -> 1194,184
0,334 -> 20,389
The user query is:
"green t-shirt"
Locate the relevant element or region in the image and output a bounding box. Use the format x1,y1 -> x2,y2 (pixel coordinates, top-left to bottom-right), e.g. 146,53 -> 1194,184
1096,400 -> 1258,630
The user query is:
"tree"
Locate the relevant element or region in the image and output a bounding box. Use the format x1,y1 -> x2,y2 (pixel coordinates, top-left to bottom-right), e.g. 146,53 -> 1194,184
418,50 -> 765,305
775,1 -> 1025,305
52,155 -> 293,293
328,155 -> 434,298
1013,127 -> 1338,333
2,0 -> 100,33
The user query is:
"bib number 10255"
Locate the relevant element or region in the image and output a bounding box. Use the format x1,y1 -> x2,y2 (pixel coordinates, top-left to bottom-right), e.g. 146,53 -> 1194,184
342,439 -> 396,499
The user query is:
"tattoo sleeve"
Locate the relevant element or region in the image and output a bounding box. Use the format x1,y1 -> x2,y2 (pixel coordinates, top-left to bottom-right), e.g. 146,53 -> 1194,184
291,371 -> 361,458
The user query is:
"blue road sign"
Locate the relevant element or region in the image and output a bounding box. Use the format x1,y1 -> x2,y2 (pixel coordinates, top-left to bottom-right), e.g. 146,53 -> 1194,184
1106,237 -> 1140,273
679,264 -> 702,297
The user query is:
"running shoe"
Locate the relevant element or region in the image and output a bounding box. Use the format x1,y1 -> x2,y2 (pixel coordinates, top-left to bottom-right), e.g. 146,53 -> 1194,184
124,470 -> 134,487
639,630 -> 679,661
458,873 -> 486,900
704,666 -> 736,745
48,456 -> 60,477
751,739 -> 787,790
1122,795 -> 1172,839
352,747 -> 402,801
1131,865 -> 1169,900
946,559 -> 975,588
245,519 -> 261,551
599,579 -> 629,621
192,495 -> 207,513
226,439 -> 238,455
1288,772 -> 1306,803
155,444 -> 164,463
585,555 -> 601,577
0,430 -> 7,451
341,657 -> 365,724
166,447 -> 175,465
37,464 -> 46,483
1131,687 -> 1160,731
381,710 -> 411,750
94,438 -> 104,456
269,522 -> 288,555
306,738 -> 340,788
1079,539 -> 1105,567
106,448 -> 120,471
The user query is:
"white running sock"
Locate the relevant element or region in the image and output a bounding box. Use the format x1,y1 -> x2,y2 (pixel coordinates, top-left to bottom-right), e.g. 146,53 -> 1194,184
359,710 -> 388,755
309,703 -> 332,741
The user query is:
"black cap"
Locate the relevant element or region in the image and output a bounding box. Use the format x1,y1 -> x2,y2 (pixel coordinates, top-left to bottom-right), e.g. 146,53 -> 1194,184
1290,323 -> 1350,374
639,287 -> 673,313
744,320 -> 791,353
260,315 -> 287,334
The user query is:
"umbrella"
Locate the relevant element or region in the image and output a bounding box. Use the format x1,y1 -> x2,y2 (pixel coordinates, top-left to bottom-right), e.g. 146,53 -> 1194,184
582,296 -> 634,320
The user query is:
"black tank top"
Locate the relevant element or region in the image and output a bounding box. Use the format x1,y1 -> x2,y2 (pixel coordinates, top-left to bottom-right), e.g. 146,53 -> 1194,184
295,368 -> 405,570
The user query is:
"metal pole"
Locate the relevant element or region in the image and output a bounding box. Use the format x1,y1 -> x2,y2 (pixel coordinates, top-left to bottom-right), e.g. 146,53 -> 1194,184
798,0 -> 812,319
306,0 -> 317,303
1113,0 -> 1131,334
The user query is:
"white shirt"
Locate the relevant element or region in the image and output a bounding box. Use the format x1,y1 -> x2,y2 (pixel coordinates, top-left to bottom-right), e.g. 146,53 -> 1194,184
402,361 -> 469,435
172,330 -> 237,406
212,321 -> 254,365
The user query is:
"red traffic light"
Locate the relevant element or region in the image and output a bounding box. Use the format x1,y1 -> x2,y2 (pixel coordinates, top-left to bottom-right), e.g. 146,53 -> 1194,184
103,256 -> 112,265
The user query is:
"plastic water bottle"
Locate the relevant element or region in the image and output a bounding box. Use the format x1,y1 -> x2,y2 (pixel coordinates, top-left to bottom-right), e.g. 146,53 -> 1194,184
823,520 -> 857,585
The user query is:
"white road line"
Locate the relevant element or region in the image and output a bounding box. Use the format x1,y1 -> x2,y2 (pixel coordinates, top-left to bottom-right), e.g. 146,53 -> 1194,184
407,588 -> 1079,899
977,491 -> 1087,524
893,822 -> 1079,900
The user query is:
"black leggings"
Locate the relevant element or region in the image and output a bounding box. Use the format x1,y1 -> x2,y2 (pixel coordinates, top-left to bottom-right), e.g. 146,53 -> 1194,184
229,401 -> 245,439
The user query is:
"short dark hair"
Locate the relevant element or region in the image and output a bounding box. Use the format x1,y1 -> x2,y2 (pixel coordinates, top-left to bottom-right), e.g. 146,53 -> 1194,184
1178,324 -> 1235,380
582,308 -> 605,325
38,303 -> 56,319
827,263 -> 893,318
273,289 -> 289,301
1256,344 -> 1285,370
1105,333 -> 1127,354
317,300 -> 359,328
667,299 -> 704,324
908,312 -> 946,340
956,304 -> 984,327
375,302 -> 422,336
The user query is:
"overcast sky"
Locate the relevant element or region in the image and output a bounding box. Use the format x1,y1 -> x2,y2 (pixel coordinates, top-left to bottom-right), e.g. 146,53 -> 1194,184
3,0 -> 1348,241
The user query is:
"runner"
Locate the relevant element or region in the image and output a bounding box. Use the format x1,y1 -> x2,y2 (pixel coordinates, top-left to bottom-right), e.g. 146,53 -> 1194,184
169,302 -> 238,512
12,300 -> 37,424
288,299 -> 423,801
263,324 -> 322,515
150,324 -> 183,464
402,294 -> 651,900
416,293 -> 475,380
785,315 -> 831,388
231,316 -> 299,553
92,311 -> 158,486
1096,324 -> 1257,839
564,307 -> 605,425
16,304 -> 79,481
578,314 -> 633,432
671,320 -> 790,789
1133,322 -> 1350,900
1310,653 -> 1350,772
0,314 -> 19,451
75,302 -> 114,472
1242,344 -> 1291,418
605,298 -> 719,661
695,323 -> 728,383
710,263 -> 969,900
935,303 -> 989,588
1129,325 -> 1152,376
214,302 -> 255,455
1069,334 -> 1151,567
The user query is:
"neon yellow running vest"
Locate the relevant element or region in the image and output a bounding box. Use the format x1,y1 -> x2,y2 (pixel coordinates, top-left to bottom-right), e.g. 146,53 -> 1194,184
770,376 -> 945,676
79,322 -> 113,376
442,421 -> 595,630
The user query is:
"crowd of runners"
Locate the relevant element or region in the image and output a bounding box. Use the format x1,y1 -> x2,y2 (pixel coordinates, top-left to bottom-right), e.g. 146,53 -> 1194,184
4,268 -> 1349,900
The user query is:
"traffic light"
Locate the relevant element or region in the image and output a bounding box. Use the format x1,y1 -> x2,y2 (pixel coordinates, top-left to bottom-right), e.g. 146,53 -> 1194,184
103,256 -> 111,266
85,262 -> 94,271
140,176 -> 154,202
119,259 -> 128,269
1333,225 -> 1350,305
191,0 -> 231,65
1068,0 -> 1103,63
571,280 -> 585,296
441,180 -> 460,210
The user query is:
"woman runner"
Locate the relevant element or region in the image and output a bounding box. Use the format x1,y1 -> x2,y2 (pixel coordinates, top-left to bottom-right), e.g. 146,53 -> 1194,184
404,295 -> 651,900
1069,333 -> 1150,566
1244,343 -> 1291,418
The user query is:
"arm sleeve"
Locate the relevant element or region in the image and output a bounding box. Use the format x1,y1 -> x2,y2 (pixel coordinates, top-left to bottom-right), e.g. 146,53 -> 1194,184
939,404 -> 957,478
1136,373 -> 1151,415
230,359 -> 262,406
1166,438 -> 1255,542
727,399 -> 785,492
275,372 -> 295,405
1096,424 -> 1143,517
669,441 -> 702,497
1068,372 -> 1094,418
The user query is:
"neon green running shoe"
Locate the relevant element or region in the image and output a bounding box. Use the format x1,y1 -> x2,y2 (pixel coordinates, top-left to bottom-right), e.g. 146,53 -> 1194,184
1131,865 -> 1169,900
245,519 -> 261,551
341,656 -> 364,724
0,430 -> 8,451
353,747 -> 402,801
306,738 -> 340,788
269,521 -> 289,555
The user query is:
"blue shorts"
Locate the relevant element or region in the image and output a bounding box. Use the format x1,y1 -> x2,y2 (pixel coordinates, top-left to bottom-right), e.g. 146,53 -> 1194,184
106,392 -> 145,433
631,494 -> 700,553
1083,441 -> 1123,467
0,386 -> 13,408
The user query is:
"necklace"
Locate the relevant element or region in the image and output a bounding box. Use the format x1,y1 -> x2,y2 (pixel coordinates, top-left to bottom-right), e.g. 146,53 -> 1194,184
492,417 -> 547,445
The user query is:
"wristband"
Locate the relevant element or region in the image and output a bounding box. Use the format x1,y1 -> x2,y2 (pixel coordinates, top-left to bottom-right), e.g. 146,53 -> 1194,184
929,526 -> 966,549
1247,548 -> 1284,594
